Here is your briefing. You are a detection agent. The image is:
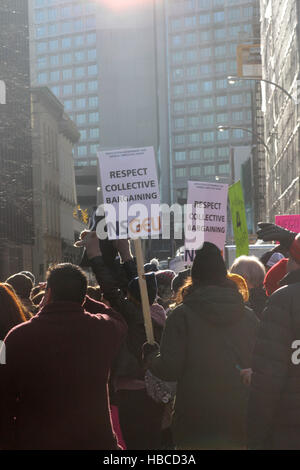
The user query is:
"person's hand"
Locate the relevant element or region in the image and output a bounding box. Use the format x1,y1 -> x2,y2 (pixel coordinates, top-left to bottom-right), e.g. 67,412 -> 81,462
74,231 -> 102,260
240,368 -> 253,386
113,239 -> 133,263
257,222 -> 296,249
142,342 -> 160,367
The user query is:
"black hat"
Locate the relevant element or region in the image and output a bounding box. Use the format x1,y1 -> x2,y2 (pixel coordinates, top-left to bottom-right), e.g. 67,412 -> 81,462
191,242 -> 227,285
127,272 -> 157,306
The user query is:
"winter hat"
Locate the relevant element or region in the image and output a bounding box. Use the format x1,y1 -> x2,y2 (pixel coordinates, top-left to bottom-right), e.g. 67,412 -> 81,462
191,242 -> 227,285
127,272 -> 157,306
6,273 -> 33,299
20,271 -> 35,286
144,262 -> 159,273
266,252 -> 285,268
172,269 -> 191,294
264,257 -> 288,296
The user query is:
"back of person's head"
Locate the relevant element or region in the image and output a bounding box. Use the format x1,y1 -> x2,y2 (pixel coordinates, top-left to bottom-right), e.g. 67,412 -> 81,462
30,285 -> 41,300
86,286 -> 102,302
155,270 -> 176,301
32,291 -> 45,307
6,273 -> 33,300
230,255 -> 266,289
46,263 -> 87,304
191,242 -> 227,286
172,269 -> 191,296
144,258 -> 160,273
20,271 -> 35,286
127,273 -> 157,306
0,283 -> 27,339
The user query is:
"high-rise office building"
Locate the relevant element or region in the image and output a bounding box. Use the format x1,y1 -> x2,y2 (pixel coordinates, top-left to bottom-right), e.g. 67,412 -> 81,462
260,0 -> 300,220
166,0 -> 259,208
29,0 -> 100,209
0,0 -> 33,279
29,0 -> 171,210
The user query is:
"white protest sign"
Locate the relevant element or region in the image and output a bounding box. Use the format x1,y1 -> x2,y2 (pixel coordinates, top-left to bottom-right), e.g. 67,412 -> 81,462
185,181 -> 228,265
98,147 -> 160,239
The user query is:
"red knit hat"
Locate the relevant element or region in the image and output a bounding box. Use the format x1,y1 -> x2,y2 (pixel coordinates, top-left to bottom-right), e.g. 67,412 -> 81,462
264,258 -> 288,296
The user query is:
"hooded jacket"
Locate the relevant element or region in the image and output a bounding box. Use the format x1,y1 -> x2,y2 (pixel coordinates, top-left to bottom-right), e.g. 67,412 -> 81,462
149,285 -> 258,449
248,267 -> 300,449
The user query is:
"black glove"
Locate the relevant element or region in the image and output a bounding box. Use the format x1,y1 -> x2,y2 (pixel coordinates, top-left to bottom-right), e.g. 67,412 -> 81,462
142,342 -> 160,366
257,222 -> 296,249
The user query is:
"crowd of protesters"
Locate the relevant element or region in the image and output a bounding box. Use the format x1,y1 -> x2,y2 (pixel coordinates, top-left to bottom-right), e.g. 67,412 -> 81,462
0,221 -> 300,450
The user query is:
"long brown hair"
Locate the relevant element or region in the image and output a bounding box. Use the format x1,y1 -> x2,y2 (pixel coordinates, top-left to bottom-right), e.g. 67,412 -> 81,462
0,283 -> 28,339
175,275 -> 242,305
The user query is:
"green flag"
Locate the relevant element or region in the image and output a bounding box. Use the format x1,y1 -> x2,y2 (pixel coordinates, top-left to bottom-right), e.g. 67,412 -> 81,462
228,181 -> 249,258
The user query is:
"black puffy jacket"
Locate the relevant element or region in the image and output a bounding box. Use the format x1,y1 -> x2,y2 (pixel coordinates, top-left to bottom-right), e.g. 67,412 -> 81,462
248,268 -> 300,449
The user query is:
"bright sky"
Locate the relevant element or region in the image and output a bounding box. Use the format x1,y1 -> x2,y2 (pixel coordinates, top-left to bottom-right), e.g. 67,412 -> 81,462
97,0 -> 155,12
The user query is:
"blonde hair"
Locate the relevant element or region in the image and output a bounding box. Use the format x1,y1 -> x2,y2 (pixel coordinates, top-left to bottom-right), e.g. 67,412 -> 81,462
230,255 -> 266,288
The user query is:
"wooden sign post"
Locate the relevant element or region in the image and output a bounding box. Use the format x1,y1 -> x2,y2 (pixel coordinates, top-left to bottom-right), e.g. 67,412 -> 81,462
133,238 -> 155,345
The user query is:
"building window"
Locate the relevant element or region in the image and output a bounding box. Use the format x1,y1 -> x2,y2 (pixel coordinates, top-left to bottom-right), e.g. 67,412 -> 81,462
216,79 -> 227,89
37,56 -> 47,69
75,51 -> 85,62
203,148 -> 215,161
231,94 -> 243,105
232,110 -> 243,121
89,96 -> 99,108
199,47 -> 212,59
202,114 -> 214,126
202,81 -> 213,92
189,133 -> 200,144
89,112 -> 100,123
232,129 -> 244,139
216,95 -> 227,106
174,134 -> 185,145
76,98 -> 86,109
215,45 -> 227,57
37,72 -> 47,84
172,68 -> 184,80
199,30 -> 210,41
88,65 -> 98,76
214,11 -> 225,22
185,32 -> 197,44
190,149 -> 201,160
186,49 -> 197,62
62,53 -> 72,65
49,40 -> 59,51
74,35 -> 85,47
90,128 -> 100,139
75,67 -> 85,78
88,81 -> 98,92
217,129 -> 229,140
185,16 -> 197,28
87,33 -> 97,44
217,147 -> 229,160
175,168 -> 186,178
202,97 -> 213,108
175,151 -> 186,161
78,145 -> 87,156
216,112 -> 228,123
215,28 -> 226,39
187,99 -> 199,111
36,26 -> 47,38
63,84 -> 73,95
174,118 -> 185,129
186,66 -> 198,78
171,18 -> 182,31
62,69 -> 72,80
200,63 -> 211,74
37,42 -> 47,53
49,55 -> 59,66
76,83 -> 86,94
203,131 -> 214,143
174,101 -> 185,113
90,144 -> 99,155
187,82 -> 198,94
51,86 -> 60,97
218,164 -> 230,174
172,51 -> 184,64
188,116 -> 200,128
64,100 -> 72,111
173,84 -> 184,95
204,165 -> 215,176
62,37 -> 72,49
199,14 -> 210,24
215,62 -> 227,73
190,166 -> 201,176
76,114 -> 87,125
88,49 -> 97,61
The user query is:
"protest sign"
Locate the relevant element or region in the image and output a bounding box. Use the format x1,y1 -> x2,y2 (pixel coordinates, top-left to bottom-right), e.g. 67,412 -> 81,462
275,215 -> 300,234
98,147 -> 160,239
185,181 -> 228,264
228,181 -> 249,258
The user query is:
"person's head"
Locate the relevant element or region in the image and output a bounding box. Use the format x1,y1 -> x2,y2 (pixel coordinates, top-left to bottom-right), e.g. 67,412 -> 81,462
230,255 -> 266,289
155,270 -> 176,302
287,256 -> 300,273
30,285 -> 41,300
20,271 -> 35,286
45,263 -> 87,305
260,250 -> 285,271
144,258 -> 160,273
31,291 -> 45,307
0,283 -> 27,339
127,273 -> 157,306
6,273 -> 33,300
172,269 -> 191,296
86,286 -> 102,302
191,242 -> 227,286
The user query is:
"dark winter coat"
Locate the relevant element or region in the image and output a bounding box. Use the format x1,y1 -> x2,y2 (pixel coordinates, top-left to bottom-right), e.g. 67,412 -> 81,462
0,301 -> 127,450
149,285 -> 259,449
248,268 -> 300,450
247,286 -> 267,320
